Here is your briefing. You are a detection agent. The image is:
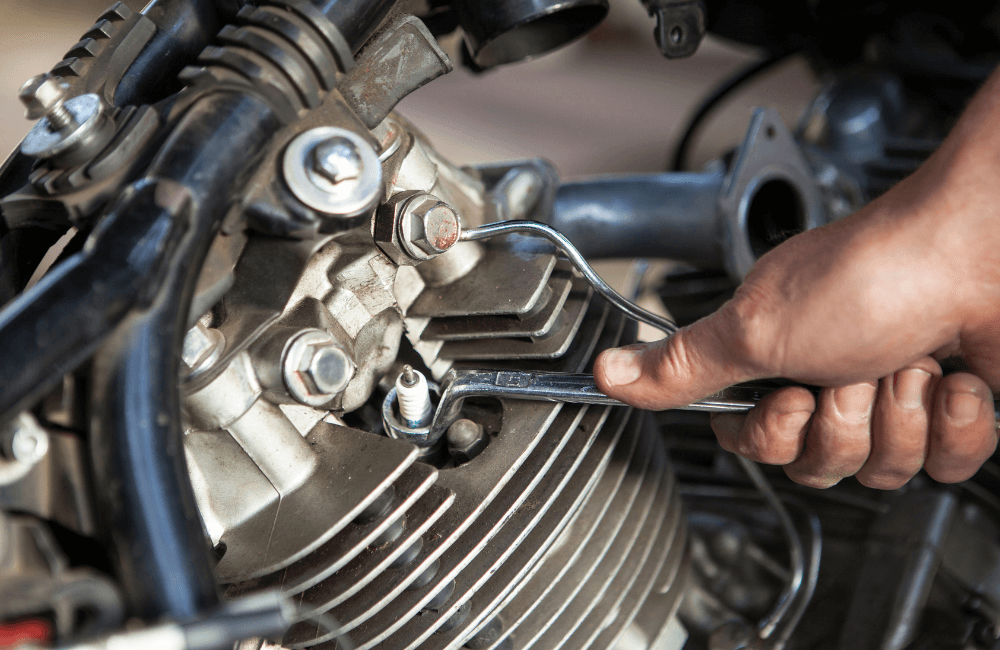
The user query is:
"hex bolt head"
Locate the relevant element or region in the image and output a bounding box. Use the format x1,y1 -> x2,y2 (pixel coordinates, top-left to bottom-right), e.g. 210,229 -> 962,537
312,136 -> 362,185
304,343 -> 354,395
283,127 -> 383,217
282,329 -> 356,406
19,73 -> 75,131
446,418 -> 488,463
11,428 -> 48,464
400,194 -> 461,259
182,323 -> 225,376
1,413 -> 49,464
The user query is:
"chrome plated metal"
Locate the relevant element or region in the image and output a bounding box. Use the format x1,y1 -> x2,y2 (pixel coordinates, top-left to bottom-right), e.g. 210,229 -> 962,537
282,329 -> 356,407
736,458 -> 805,641
19,73 -> 74,128
399,194 -> 462,260
381,368 -> 774,449
701,460 -> 822,650
460,221 -> 680,335
20,93 -> 112,164
283,127 -> 382,217
423,369 -> 760,443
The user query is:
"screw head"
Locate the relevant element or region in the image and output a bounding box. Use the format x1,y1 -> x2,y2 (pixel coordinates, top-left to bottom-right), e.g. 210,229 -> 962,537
312,137 -> 363,185
446,419 -> 483,450
182,324 -> 225,377
303,343 -> 354,395
11,428 -> 47,463
283,127 -> 383,217
401,195 -> 461,259
446,418 -> 488,463
282,329 -> 355,406
18,74 -> 68,120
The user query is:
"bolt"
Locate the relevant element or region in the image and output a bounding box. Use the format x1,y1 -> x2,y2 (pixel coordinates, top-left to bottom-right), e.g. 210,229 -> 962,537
400,194 -> 461,259
302,342 -> 354,396
182,323 -> 225,375
2,414 -> 49,464
19,74 -> 76,132
447,418 -> 488,463
11,429 -> 45,463
284,127 -> 382,217
282,330 -> 355,405
312,136 -> 362,185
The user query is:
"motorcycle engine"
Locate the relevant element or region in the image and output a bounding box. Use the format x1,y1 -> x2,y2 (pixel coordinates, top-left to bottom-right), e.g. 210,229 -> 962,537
2,2 -> 1000,650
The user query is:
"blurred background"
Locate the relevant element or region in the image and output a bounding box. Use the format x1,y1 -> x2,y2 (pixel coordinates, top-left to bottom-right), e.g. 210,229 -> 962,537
0,0 -> 818,175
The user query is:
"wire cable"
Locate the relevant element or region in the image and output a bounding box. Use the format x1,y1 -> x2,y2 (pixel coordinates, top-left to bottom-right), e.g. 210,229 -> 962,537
736,456 -> 805,640
671,48 -> 803,172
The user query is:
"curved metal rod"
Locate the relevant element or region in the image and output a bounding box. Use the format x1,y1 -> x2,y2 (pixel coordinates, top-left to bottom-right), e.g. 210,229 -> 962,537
460,221 -> 680,335
736,456 -> 805,640
766,501 -> 821,650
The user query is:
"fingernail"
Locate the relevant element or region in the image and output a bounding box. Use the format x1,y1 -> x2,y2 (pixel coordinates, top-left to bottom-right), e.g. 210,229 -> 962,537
601,348 -> 644,387
833,382 -> 878,422
946,390 -> 982,426
893,369 -> 932,410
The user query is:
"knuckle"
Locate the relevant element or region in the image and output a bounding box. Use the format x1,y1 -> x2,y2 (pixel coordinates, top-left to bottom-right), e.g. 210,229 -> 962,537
721,288 -> 782,373
648,333 -> 698,390
739,417 -> 796,465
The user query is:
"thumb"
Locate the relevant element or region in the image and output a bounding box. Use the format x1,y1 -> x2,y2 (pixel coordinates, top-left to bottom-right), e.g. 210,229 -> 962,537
593,311 -> 763,410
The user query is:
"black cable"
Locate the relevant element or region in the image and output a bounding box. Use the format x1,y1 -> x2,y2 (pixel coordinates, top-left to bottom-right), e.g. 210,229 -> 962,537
670,48 -> 803,172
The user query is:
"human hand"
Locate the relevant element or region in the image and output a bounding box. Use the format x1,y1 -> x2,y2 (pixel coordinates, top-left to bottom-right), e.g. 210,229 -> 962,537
594,81 -> 1000,489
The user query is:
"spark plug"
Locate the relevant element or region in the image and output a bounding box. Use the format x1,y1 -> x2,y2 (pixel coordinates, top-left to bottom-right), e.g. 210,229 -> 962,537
395,365 -> 434,428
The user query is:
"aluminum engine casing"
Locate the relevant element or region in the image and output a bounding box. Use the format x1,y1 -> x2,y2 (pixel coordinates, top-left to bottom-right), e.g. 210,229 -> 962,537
181,116 -> 690,650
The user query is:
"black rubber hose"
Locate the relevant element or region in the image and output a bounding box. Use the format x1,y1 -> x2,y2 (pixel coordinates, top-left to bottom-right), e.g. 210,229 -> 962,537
670,48 -> 802,172
89,90 -> 283,622
548,171 -> 725,264
312,0 -> 396,52
115,0 -> 223,106
0,183 -> 190,426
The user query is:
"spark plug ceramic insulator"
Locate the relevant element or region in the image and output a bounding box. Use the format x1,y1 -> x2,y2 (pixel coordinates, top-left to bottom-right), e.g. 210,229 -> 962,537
396,365 -> 434,428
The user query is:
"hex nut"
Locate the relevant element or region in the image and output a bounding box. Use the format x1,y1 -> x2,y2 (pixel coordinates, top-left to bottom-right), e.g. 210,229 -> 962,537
372,190 -> 424,266
399,195 -> 461,260
19,74 -> 69,121
446,418 -> 488,463
182,323 -> 225,377
312,136 -> 363,185
282,329 -> 356,407
283,127 -> 382,217
372,191 -> 461,266
1,413 -> 49,465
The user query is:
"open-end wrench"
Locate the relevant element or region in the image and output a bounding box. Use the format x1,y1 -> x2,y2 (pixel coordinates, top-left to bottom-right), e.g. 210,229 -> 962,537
421,368 -> 1000,444
419,369 -> 779,442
